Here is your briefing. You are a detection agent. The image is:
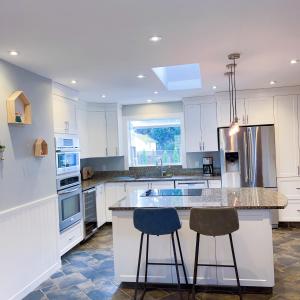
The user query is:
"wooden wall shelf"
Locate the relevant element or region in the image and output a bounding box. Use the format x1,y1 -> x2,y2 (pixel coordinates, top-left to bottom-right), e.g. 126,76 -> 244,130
34,138 -> 48,157
7,91 -> 32,125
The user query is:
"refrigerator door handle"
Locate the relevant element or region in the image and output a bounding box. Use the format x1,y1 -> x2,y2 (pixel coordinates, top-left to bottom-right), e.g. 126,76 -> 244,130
248,128 -> 253,183
243,131 -> 249,183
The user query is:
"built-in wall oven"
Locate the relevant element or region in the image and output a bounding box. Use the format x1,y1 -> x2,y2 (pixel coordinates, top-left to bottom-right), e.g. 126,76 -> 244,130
57,172 -> 82,232
55,134 -> 80,175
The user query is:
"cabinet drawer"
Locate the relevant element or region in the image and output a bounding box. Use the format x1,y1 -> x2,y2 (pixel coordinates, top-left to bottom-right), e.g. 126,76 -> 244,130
277,179 -> 300,199
208,180 -> 222,188
176,180 -> 208,189
60,222 -> 83,256
279,200 -> 300,222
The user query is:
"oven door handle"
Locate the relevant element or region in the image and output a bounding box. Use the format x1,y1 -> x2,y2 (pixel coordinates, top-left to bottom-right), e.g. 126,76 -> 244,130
58,187 -> 81,195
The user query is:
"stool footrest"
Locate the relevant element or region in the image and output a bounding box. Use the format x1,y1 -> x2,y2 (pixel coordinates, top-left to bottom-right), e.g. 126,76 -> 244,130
197,263 -> 235,268
148,262 -> 183,266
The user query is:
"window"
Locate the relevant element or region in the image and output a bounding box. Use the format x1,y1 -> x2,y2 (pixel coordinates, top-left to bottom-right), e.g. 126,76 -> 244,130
128,118 -> 182,166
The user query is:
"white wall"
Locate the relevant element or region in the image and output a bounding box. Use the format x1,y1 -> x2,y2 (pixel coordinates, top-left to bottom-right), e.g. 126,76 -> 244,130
0,60 -> 59,300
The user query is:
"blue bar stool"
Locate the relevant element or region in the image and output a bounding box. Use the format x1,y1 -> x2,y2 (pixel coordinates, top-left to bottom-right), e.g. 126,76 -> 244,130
133,208 -> 188,300
189,207 -> 242,300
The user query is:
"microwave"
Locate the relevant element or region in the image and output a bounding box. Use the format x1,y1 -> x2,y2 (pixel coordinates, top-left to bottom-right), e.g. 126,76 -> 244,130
55,135 -> 80,175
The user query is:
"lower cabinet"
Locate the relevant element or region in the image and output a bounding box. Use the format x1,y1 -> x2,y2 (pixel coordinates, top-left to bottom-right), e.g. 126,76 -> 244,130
208,179 -> 222,188
60,221 -> 84,256
105,182 -> 127,222
278,178 -> 300,222
126,182 -> 149,196
96,184 -> 107,227
150,181 -> 175,189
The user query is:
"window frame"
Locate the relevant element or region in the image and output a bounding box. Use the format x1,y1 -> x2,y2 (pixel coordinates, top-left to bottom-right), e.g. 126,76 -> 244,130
123,113 -> 186,169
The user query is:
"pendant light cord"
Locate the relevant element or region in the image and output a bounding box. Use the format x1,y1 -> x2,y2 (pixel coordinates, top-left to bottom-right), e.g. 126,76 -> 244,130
228,71 -> 232,123
233,58 -> 237,119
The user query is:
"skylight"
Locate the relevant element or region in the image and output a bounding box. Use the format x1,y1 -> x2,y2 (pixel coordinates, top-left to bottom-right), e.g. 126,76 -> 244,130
152,63 -> 202,91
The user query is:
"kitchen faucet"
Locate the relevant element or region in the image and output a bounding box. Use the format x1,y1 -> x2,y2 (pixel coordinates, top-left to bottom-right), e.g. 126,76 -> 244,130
156,158 -> 164,177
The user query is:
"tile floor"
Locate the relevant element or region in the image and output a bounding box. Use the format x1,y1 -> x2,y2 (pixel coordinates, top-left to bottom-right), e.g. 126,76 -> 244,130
24,224 -> 300,300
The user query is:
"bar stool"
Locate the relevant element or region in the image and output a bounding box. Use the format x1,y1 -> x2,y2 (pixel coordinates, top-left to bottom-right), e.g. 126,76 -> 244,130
189,207 -> 242,300
133,208 -> 188,300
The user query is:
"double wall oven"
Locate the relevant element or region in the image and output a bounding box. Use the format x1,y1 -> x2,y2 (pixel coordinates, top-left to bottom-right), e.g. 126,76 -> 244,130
55,135 -> 82,232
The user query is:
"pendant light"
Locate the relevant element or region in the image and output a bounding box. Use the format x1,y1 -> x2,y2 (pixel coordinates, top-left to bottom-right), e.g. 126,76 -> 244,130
225,53 -> 240,136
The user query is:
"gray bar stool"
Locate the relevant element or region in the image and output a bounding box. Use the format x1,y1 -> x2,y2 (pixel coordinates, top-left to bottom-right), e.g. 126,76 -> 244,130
189,207 -> 242,300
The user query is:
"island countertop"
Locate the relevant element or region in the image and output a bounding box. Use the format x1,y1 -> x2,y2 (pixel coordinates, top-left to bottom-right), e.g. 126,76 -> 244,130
109,187 -> 288,210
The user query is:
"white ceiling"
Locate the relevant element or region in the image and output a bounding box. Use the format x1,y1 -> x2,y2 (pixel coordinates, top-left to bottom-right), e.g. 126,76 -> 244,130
1,0 -> 300,104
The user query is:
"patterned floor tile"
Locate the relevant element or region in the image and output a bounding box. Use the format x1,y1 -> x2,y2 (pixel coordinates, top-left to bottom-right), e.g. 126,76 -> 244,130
23,225 -> 300,300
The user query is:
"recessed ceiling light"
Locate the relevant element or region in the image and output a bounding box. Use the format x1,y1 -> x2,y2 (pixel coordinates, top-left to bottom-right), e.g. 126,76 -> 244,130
149,36 -> 162,42
137,74 -> 145,79
71,80 -> 77,84
270,80 -> 276,85
212,85 -> 217,90
9,50 -> 19,56
147,99 -> 153,103
290,59 -> 299,64
101,94 -> 106,98
154,91 -> 159,94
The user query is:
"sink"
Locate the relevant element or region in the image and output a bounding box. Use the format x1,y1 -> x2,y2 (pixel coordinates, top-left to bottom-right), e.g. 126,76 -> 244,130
112,176 -> 136,181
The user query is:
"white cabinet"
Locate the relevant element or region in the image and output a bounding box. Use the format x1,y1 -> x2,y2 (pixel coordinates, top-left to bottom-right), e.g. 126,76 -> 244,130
105,183 -> 127,222
274,95 -> 299,178
175,180 -> 208,189
126,182 -> 149,196
53,95 -> 78,134
185,104 -> 201,152
106,111 -> 120,156
208,179 -> 222,188
217,98 -> 246,127
217,97 -> 274,127
278,179 -> 300,221
150,181 -> 174,189
77,108 -> 89,159
87,111 -> 107,157
185,103 -> 218,152
96,184 -> 106,227
244,97 -> 274,125
59,221 -> 83,256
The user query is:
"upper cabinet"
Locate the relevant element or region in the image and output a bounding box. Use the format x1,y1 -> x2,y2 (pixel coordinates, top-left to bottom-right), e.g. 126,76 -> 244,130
184,102 -> 218,152
52,83 -> 79,135
274,95 -> 299,178
217,97 -> 274,127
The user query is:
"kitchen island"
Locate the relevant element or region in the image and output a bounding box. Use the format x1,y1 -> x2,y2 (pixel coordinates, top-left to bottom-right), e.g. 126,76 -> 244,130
109,188 -> 287,291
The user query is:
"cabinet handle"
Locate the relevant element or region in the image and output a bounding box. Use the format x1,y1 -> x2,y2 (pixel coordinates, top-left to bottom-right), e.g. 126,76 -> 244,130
199,142 -> 201,151
202,142 -> 205,151
116,147 -> 118,156
246,115 -> 249,124
106,148 -> 108,156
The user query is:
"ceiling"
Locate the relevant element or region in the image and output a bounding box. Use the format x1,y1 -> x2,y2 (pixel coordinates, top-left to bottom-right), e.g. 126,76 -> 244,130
1,0 -> 300,104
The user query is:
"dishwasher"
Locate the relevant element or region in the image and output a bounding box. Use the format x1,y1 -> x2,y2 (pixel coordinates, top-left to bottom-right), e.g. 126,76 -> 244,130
82,188 -> 98,240
175,180 -> 208,189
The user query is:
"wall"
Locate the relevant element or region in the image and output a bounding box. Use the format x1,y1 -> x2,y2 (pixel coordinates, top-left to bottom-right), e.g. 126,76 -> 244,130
186,151 -> 220,169
0,60 -> 59,300
0,60 -> 56,210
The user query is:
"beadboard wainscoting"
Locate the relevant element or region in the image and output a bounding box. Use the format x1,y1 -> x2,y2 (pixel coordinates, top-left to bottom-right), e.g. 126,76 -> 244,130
0,194 -> 61,300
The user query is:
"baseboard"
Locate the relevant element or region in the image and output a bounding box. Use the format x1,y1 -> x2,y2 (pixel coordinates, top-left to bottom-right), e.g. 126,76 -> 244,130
9,261 -> 61,300
121,282 -> 273,294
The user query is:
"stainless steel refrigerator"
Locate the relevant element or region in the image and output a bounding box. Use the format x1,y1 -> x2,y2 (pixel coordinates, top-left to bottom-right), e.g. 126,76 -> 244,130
218,125 -> 278,226
218,125 -> 277,188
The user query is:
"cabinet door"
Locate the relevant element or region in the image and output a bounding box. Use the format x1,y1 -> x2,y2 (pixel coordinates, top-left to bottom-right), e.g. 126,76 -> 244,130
185,104 -> 201,152
53,95 -> 78,134
150,181 -> 174,189
77,108 -> 89,159
106,111 -> 119,156
245,97 -> 274,125
200,103 -> 218,152
278,179 -> 300,221
126,182 -> 149,196
105,183 -> 127,222
274,95 -> 299,177
217,99 -> 246,127
87,111 -> 107,157
96,185 -> 106,227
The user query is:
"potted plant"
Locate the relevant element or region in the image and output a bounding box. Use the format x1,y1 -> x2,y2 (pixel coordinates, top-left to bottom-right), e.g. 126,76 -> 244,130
0,145 -> 6,160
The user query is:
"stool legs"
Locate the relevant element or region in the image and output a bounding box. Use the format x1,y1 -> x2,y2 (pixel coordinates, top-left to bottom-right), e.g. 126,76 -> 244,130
142,234 -> 150,298
229,233 -> 242,300
134,233 -> 144,300
171,232 -> 181,290
175,230 -> 188,285
192,233 -> 200,300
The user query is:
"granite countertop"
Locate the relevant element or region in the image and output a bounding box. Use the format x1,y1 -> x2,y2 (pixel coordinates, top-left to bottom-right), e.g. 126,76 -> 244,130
109,187 -> 288,210
81,174 -> 221,191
